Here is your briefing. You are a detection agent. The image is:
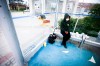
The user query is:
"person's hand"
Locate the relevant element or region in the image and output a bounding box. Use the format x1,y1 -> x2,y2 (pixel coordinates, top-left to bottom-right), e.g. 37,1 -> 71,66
65,31 -> 68,34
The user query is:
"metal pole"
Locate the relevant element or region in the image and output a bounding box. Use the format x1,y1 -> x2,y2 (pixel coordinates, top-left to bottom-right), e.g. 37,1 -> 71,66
29,0 -> 34,15
73,16 -> 80,32
73,0 -> 79,32
41,0 -> 45,14
0,0 -> 24,66
73,0 -> 79,14
54,0 -> 59,28
62,0 -> 67,13
6,0 -> 10,10
73,0 -> 84,32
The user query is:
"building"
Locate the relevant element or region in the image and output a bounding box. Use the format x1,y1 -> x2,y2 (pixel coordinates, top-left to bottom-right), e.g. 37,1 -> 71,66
8,0 -> 28,10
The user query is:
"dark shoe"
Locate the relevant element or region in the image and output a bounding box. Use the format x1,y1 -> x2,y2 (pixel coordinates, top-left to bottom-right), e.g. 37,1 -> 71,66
64,45 -> 67,48
61,42 -> 64,45
61,43 -> 63,45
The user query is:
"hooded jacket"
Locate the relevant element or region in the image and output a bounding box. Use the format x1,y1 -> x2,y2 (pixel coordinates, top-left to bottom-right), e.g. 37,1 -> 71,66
60,13 -> 70,32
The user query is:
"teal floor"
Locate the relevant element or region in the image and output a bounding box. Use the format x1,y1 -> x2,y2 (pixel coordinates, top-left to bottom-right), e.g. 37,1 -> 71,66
28,41 -> 100,66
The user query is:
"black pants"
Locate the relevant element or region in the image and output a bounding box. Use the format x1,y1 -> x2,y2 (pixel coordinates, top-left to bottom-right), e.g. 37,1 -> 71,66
61,31 -> 70,46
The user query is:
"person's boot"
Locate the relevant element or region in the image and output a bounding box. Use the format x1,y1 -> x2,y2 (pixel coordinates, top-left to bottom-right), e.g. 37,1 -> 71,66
61,42 -> 64,45
61,43 -> 63,45
64,44 -> 67,48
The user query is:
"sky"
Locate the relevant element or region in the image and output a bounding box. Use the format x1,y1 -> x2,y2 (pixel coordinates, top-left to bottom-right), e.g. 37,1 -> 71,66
23,0 -> 100,3
79,0 -> 100,3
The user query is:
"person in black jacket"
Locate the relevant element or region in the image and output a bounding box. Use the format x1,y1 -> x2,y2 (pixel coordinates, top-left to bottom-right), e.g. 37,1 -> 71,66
60,13 -> 71,48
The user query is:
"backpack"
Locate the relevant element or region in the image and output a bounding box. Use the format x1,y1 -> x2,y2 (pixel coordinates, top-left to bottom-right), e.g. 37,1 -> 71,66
48,33 -> 57,44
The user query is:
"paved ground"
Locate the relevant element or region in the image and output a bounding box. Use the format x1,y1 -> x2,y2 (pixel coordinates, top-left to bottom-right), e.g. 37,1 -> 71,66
28,41 -> 100,66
